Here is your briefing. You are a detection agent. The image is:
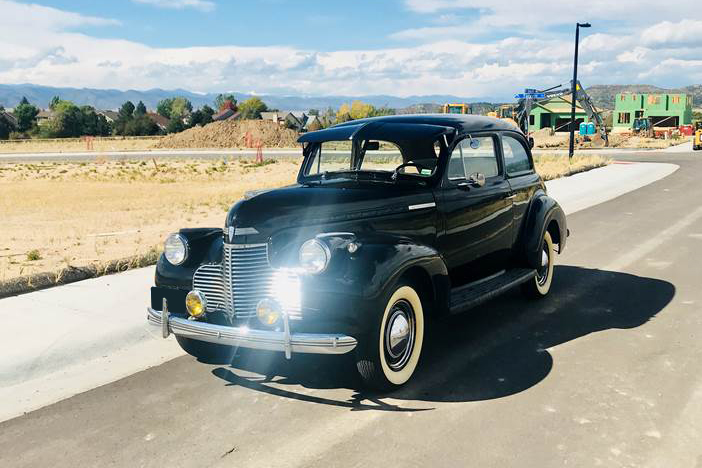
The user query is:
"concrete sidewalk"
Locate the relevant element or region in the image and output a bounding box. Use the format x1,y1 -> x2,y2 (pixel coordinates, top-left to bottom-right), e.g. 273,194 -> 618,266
0,161 -> 678,422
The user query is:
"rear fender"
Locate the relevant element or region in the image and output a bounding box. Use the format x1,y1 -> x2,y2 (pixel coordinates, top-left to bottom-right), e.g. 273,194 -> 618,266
522,193 -> 567,269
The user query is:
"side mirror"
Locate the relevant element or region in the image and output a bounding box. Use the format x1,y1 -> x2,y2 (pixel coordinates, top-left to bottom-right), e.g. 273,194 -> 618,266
468,172 -> 486,188
365,141 -> 380,151
528,137 -> 535,149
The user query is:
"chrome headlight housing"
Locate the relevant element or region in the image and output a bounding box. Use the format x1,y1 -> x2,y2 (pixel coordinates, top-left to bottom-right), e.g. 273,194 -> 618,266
164,233 -> 188,265
299,239 -> 330,274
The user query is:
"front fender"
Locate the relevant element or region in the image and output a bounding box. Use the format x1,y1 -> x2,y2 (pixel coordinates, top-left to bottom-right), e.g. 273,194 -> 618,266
523,193 -> 567,268
155,228 -> 223,289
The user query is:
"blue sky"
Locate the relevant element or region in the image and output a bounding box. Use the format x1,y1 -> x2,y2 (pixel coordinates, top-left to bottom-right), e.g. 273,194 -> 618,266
1,0 -> 701,97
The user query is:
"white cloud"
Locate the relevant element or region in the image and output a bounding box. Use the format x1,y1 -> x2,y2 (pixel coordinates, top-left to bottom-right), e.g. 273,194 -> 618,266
132,0 -> 216,12
0,1 -> 699,98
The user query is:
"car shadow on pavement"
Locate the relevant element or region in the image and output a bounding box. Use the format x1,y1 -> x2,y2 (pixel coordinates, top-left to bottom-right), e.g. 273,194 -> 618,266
211,266 -> 674,408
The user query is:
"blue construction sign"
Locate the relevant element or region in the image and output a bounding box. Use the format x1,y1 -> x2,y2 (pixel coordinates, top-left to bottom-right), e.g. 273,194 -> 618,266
514,92 -> 546,100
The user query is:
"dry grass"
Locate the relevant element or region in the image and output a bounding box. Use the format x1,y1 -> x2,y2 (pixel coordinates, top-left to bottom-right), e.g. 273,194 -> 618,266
0,158 -> 300,282
0,154 -> 606,285
533,154 -> 610,181
0,136 -> 162,153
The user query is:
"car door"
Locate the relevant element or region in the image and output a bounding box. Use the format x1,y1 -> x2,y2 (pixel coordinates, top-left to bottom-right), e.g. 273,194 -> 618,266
501,132 -> 542,247
436,133 -> 514,285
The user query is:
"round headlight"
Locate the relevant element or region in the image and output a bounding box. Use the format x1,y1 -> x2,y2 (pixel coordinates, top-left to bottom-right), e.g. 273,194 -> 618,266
299,239 -> 330,274
164,233 -> 188,265
185,290 -> 207,318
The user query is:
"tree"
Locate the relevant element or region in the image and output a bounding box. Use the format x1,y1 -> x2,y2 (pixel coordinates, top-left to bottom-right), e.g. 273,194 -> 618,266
308,108 -> 320,116
189,105 -> 215,127
170,97 -> 192,120
13,97 -> 40,132
49,96 -> 61,110
238,97 -> 268,119
156,98 -> 174,118
166,117 -> 185,134
0,115 -> 11,140
119,101 -> 135,120
336,103 -> 352,123
123,115 -> 159,136
135,101 -> 147,116
48,101 -> 83,137
214,93 -> 237,111
79,106 -> 112,136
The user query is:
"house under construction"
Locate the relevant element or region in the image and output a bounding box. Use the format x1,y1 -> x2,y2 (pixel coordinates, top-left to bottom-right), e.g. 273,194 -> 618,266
613,93 -> 692,131
527,95 -> 589,133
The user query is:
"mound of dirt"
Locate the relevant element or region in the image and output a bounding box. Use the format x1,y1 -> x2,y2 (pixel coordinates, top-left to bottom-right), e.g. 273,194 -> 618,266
155,120 -> 300,149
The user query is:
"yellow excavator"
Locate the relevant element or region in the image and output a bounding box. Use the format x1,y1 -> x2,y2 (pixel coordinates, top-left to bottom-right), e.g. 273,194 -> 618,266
694,122 -> 702,151
487,105 -> 519,128
441,103 -> 470,114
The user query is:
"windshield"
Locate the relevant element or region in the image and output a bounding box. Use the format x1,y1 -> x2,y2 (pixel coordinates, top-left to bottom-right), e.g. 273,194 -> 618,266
302,139 -> 440,181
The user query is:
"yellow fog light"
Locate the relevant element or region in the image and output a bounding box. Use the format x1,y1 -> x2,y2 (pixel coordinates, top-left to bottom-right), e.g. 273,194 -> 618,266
185,290 -> 207,318
257,298 -> 281,326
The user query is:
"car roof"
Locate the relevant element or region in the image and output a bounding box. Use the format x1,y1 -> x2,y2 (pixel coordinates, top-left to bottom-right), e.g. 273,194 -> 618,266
297,114 -> 519,143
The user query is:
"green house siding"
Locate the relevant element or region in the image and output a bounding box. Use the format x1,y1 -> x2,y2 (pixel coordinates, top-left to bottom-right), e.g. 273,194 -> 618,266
529,100 -> 588,132
613,93 -> 693,129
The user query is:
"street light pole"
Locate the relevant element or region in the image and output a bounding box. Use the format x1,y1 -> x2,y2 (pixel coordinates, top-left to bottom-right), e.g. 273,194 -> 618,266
569,22 -> 590,159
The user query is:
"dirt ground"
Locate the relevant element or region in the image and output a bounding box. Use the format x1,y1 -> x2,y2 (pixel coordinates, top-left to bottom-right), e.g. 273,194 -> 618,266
0,136 -> 162,153
155,120 -> 299,149
533,128 -> 691,150
0,154 -> 607,284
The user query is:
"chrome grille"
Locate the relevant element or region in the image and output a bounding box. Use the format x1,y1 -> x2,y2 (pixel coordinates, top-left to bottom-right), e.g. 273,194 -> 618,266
193,243 -> 302,320
192,264 -> 227,311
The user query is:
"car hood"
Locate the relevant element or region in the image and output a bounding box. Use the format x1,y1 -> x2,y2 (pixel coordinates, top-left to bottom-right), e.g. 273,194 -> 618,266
224,182 -> 434,242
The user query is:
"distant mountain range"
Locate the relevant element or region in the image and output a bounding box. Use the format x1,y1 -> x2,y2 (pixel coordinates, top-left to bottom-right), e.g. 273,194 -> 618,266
0,83 -> 502,112
0,83 -> 699,112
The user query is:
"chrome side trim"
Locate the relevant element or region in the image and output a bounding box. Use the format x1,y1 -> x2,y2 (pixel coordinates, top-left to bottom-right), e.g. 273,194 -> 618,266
147,307 -> 356,356
408,202 -> 436,211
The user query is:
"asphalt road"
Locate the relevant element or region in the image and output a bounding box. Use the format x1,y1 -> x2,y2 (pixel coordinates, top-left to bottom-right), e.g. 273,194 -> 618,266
2,151 -> 701,467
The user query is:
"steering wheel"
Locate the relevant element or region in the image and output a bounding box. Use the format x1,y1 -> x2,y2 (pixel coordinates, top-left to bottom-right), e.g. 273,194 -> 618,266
392,162 -> 429,180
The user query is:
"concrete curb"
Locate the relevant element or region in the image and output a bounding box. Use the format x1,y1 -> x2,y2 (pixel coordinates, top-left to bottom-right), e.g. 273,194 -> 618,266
0,160 -> 680,422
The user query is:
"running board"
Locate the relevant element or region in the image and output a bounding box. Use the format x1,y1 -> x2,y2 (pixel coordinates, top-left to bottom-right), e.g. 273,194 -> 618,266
449,268 -> 536,314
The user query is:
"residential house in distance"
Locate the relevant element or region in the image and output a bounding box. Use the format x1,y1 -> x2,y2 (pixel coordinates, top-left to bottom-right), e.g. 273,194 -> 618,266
212,107 -> 241,122
35,109 -> 54,126
146,112 -> 170,131
613,93 -> 693,131
98,110 -> 119,123
528,95 -> 589,133
0,110 -> 18,132
302,114 -> 322,132
260,111 -> 287,125
284,111 -> 308,132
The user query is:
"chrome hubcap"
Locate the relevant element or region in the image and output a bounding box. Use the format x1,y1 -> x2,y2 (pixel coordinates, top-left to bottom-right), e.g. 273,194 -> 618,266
536,240 -> 550,286
384,300 -> 415,371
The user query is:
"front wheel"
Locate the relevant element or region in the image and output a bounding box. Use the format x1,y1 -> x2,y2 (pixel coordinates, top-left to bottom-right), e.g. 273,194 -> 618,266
356,282 -> 425,390
522,231 -> 555,298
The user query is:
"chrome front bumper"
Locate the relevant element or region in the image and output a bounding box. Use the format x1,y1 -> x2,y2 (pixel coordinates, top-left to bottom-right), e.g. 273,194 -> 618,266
147,305 -> 357,358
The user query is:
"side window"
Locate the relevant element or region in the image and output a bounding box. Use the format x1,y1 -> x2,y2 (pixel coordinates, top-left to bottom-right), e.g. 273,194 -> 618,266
502,135 -> 532,175
447,136 -> 498,180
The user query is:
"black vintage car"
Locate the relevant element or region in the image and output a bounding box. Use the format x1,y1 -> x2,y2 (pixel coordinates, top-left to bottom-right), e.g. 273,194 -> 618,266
147,114 -> 567,389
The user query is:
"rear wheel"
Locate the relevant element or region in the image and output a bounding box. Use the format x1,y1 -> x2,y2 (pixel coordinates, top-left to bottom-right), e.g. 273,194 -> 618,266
356,282 -> 425,390
176,336 -> 235,364
522,231 -> 555,298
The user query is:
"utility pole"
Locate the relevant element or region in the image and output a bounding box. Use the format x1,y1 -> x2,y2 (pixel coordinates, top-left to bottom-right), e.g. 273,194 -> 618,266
569,22 -> 591,159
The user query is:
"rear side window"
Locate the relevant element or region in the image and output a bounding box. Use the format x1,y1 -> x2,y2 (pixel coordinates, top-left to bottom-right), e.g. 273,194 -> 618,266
502,135 -> 532,175
448,136 -> 499,180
